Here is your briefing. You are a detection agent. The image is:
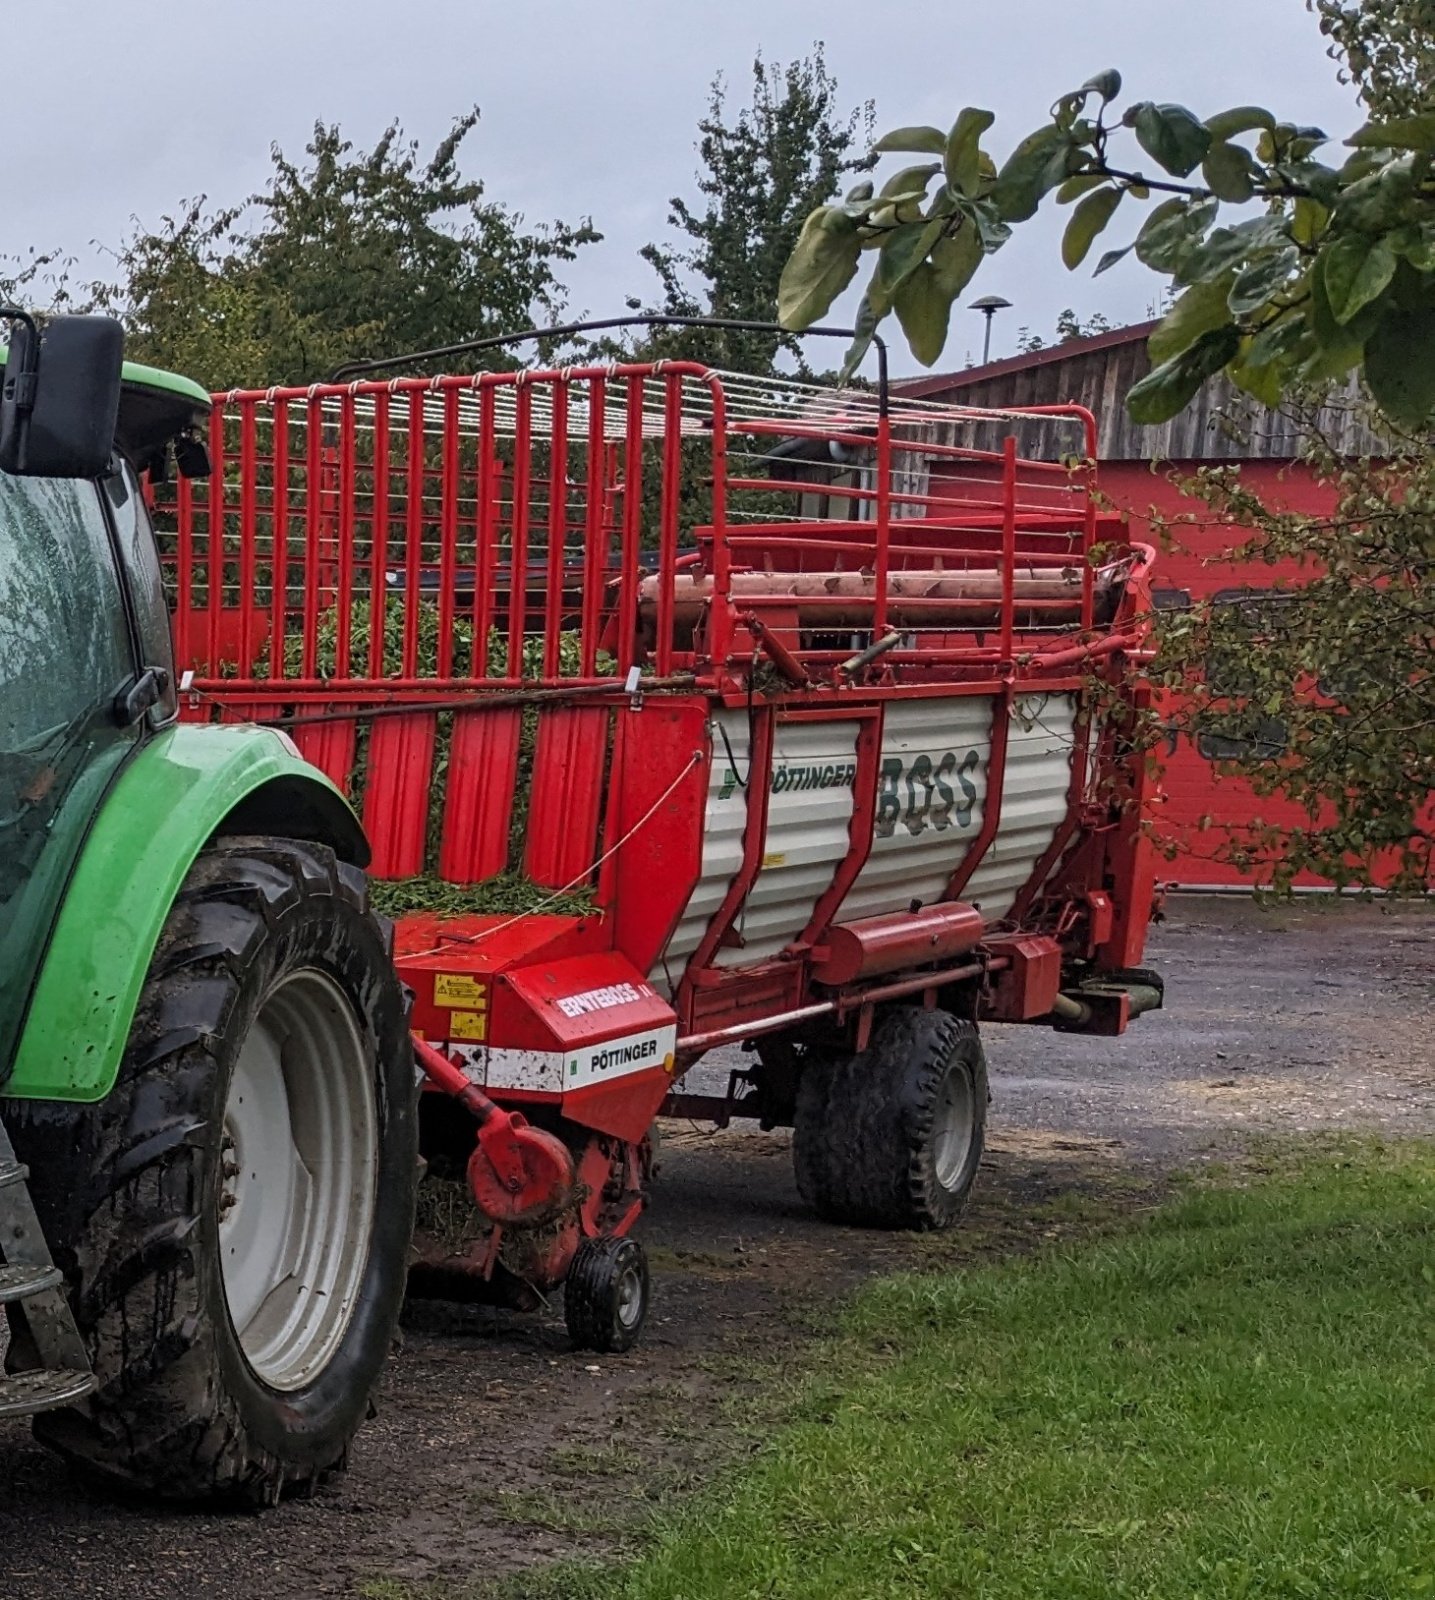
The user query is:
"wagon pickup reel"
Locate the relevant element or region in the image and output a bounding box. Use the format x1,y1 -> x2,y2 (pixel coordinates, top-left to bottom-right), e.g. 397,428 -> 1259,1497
413,1036 -> 574,1226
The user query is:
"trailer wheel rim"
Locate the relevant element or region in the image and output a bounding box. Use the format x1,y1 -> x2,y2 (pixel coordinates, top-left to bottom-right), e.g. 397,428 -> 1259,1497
219,969 -> 378,1393
615,1261 -> 645,1330
931,1064 -> 975,1191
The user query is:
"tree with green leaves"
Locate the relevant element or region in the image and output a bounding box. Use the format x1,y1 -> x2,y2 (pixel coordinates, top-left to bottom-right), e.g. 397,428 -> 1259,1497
639,48 -> 873,372
779,7 -> 1433,890
90,113 -> 598,390
778,32 -> 1435,426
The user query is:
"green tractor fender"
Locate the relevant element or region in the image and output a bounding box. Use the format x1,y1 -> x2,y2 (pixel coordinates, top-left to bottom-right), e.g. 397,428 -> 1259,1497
7,722 -> 368,1103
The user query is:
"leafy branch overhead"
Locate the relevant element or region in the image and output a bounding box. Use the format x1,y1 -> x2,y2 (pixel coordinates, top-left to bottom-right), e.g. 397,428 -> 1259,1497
778,69 -> 1435,426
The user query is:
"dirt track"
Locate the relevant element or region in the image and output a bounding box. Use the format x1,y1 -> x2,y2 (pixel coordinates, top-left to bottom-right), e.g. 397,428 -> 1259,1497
0,897 -> 1430,1599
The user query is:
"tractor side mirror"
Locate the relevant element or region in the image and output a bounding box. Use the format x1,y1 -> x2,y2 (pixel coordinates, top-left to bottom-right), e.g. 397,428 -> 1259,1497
0,311 -> 124,478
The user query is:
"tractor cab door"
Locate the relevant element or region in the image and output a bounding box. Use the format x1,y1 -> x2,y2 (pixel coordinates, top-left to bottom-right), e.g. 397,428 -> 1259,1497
0,470 -> 151,1076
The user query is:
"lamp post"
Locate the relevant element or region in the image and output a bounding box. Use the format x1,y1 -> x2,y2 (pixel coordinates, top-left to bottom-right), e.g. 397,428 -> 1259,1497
969,294 -> 1012,364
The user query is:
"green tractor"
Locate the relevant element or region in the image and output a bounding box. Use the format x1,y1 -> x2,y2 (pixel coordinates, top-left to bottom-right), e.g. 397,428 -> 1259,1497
0,311 -> 418,1502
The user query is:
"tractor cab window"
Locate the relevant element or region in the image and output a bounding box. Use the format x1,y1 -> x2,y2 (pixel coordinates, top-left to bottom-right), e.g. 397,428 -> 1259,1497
0,473 -> 139,1069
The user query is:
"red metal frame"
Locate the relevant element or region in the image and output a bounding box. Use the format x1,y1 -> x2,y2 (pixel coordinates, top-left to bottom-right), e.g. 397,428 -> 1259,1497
161,357 -> 1162,1296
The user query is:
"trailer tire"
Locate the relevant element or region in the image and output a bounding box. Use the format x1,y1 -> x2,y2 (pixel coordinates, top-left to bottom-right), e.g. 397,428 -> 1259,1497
6,836 -> 418,1504
792,1056 -> 838,1214
796,1007 -> 987,1231
564,1236 -> 649,1354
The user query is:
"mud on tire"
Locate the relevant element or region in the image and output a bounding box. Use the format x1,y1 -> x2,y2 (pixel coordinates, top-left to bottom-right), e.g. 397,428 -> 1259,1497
5,837 -> 418,1503
792,1006 -> 987,1231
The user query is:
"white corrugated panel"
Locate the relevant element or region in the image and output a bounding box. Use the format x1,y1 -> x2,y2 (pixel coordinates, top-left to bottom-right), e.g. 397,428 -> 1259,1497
653,694 -> 1077,990
842,697 -> 995,921
714,714 -> 859,967
651,710 -> 859,988
962,694 -> 1077,915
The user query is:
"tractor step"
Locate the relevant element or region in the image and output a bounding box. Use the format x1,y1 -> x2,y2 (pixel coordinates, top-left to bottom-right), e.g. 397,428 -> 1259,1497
0,1263 -> 63,1304
0,1115 -> 95,1416
0,1368 -> 96,1420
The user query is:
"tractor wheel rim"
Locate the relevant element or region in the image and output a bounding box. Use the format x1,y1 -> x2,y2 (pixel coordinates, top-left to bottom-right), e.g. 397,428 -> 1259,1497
931,1065 -> 975,1191
615,1263 -> 644,1330
219,969 -> 378,1392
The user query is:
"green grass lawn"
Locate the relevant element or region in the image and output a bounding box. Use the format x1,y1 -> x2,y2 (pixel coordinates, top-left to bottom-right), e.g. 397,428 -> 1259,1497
483,1142 -> 1435,1600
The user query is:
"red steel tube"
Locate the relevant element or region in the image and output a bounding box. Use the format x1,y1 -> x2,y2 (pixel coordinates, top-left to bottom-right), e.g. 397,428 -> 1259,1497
580,374 -> 608,676
543,377 -> 568,676
618,375 -> 645,673
473,381 -> 498,676
367,390 -> 390,679
1000,435 -> 1017,661
438,386 -> 461,678
335,392 -> 357,679
811,903 -> 986,986
506,382 -> 532,678
402,389 -> 425,680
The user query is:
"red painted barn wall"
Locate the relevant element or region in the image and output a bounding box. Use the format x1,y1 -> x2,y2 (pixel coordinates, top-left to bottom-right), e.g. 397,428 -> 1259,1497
928,456 -> 1358,888
1101,459 -> 1335,888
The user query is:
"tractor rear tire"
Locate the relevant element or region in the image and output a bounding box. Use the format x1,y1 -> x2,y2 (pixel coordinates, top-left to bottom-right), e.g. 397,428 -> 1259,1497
6,836 -> 417,1503
792,1007 -> 987,1231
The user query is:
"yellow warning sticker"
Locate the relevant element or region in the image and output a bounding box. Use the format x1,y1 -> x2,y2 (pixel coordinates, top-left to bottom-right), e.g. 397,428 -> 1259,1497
434,973 -> 486,1008
761,851 -> 787,869
448,1010 -> 487,1042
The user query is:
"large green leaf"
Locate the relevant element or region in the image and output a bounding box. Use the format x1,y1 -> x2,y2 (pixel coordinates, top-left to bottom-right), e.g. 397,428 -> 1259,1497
944,108 -> 996,197
1061,185 -> 1122,270
1149,272 -> 1239,366
1322,233 -> 1398,324
879,163 -> 941,200
1081,68 -> 1122,103
1134,196 -> 1217,273
875,218 -> 946,303
1364,301 -> 1435,425
893,262 -> 953,366
1130,102 -> 1212,178
1228,246 -> 1301,318
1204,105 -> 1276,140
930,224 -> 983,297
1177,215 -> 1285,286
1347,113 -> 1435,151
991,125 -> 1068,221
1126,325 -> 1241,424
1202,141 -> 1256,203
874,125 -> 947,156
777,207 -> 863,331
839,290 -> 881,380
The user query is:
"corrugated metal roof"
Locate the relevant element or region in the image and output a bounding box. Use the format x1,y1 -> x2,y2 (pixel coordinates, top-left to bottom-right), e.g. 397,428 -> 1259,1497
892,321 -> 1383,462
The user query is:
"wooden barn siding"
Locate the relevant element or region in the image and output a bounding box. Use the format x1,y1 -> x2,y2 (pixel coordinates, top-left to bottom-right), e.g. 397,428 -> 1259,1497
906,339 -> 1384,462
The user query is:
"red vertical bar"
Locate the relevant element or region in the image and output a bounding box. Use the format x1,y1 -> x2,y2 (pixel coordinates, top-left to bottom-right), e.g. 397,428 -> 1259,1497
1000,435 -> 1017,660
657,373 -> 683,676
580,375 -> 608,676
237,402 -> 257,679
270,399 -> 289,679
543,377 -> 568,676
174,466 -> 194,669
617,376 -> 644,675
368,389 -> 390,679
335,392 -> 356,680
705,376 -> 731,671
506,382 -> 532,679
873,408 -> 892,643
302,400 -> 323,680
207,405 -> 225,676
472,381 -> 498,678
438,385 -> 460,678
403,389 -> 425,679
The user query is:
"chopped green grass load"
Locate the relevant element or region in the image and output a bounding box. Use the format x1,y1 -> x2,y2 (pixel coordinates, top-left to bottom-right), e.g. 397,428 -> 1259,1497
278,602 -> 609,918
451,1140 -> 1435,1600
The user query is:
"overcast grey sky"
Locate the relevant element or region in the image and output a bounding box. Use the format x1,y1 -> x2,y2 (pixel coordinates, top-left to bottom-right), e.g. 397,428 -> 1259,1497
15,1 -> 1359,376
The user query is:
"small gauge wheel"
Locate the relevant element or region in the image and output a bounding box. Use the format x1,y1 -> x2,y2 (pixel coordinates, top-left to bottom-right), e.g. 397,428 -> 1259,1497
564,1236 -> 650,1353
